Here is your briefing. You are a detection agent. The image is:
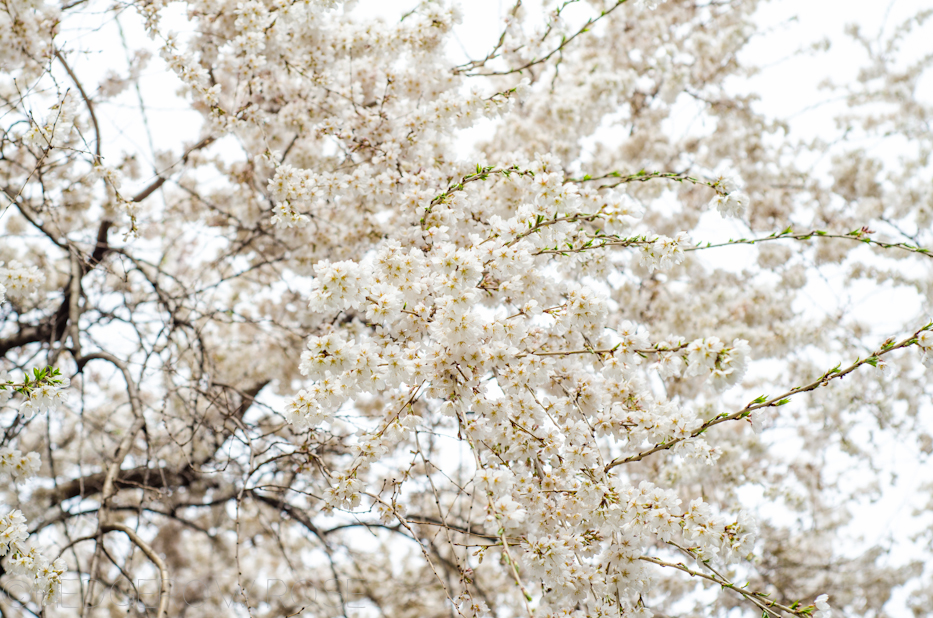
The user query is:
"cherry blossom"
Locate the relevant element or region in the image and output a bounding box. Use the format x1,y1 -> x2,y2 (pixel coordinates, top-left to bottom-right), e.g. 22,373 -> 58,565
0,0 -> 931,616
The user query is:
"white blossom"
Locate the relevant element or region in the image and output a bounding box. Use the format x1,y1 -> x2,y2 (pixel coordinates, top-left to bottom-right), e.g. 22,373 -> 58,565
0,448 -> 41,483
0,261 -> 45,300
640,232 -> 690,271
19,377 -> 69,418
814,594 -> 833,618
0,510 -> 64,605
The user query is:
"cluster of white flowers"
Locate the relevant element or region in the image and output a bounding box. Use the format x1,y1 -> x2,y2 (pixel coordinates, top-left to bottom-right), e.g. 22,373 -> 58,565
92,164 -> 140,226
0,261 -> 45,301
0,374 -> 67,605
0,368 -> 69,418
18,376 -> 70,418
639,232 -> 690,272
276,149 -> 761,613
504,479 -> 758,614
0,428 -> 66,604
273,154 -> 764,612
93,163 -> 123,191
720,509 -> 759,562
490,495 -> 527,530
0,377 -> 67,604
653,336 -> 687,378
232,0 -> 272,71
0,510 -> 66,605
267,90 -> 524,232
270,201 -> 309,228
709,175 -> 749,218
685,337 -> 751,392
22,92 -> 79,150
322,471 -> 364,510
159,36 -> 221,120
0,0 -> 58,79
0,447 -> 41,483
307,260 -> 367,313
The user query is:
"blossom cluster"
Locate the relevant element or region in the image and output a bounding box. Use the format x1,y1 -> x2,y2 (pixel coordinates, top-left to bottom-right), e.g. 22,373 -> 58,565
0,261 -> 45,301
159,36 -> 222,121
0,510 -> 66,605
18,378 -> 69,418
639,232 -> 690,272
0,0 -> 58,78
685,337 -> 752,392
709,175 -> 750,218
267,87 -> 524,231
22,92 -> 80,150
0,367 -> 70,418
0,447 -> 41,483
491,478 -> 758,614
278,150 -> 765,610
0,371 -> 67,604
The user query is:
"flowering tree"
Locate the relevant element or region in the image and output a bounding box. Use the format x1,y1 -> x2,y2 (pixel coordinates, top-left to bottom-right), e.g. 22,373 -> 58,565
2,0 -> 933,615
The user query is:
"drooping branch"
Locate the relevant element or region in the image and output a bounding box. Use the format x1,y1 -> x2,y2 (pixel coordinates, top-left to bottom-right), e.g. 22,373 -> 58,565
101,523 -> 170,618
